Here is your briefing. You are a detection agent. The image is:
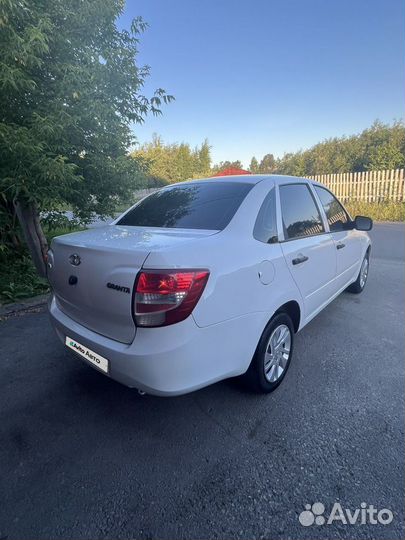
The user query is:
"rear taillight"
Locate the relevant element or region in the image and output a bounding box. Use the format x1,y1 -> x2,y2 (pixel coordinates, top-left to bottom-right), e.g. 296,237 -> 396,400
134,269 -> 210,327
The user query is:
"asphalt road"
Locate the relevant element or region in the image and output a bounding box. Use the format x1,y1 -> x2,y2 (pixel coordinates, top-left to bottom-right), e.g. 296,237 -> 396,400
0,223 -> 404,540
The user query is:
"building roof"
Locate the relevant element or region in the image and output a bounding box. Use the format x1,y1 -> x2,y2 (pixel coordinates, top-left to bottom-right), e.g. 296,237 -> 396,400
211,167 -> 251,177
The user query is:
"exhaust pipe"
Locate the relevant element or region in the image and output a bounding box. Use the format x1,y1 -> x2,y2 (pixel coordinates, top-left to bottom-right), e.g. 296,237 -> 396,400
137,389 -> 146,396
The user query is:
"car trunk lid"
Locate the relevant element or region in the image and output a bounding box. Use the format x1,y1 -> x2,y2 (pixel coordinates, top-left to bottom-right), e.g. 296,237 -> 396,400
48,225 -> 217,343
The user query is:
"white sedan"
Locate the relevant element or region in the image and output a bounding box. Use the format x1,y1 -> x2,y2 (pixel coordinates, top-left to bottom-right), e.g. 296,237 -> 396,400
48,175 -> 372,395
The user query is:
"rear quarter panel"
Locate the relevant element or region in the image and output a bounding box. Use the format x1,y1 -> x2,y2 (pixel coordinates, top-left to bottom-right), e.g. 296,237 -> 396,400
143,179 -> 304,333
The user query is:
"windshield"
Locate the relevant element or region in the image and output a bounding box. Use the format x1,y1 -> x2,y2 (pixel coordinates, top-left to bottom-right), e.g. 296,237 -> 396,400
117,182 -> 253,230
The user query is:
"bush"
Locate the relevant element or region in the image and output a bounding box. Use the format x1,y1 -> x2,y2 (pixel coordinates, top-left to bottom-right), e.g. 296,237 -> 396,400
0,253 -> 49,303
0,225 -> 84,304
345,201 -> 405,222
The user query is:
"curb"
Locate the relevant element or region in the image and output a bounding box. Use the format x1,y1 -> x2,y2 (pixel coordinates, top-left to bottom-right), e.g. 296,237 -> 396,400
0,293 -> 50,317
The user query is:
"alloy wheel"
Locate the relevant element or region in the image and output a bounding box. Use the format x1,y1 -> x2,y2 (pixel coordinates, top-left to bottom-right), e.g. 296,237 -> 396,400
264,324 -> 291,383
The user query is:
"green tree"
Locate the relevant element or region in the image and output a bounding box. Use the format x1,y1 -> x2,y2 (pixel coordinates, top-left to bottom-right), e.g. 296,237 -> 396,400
131,136 -> 212,183
274,120 -> 405,176
0,0 -> 173,276
259,153 -> 276,173
249,157 -> 259,173
366,121 -> 405,170
197,139 -> 212,176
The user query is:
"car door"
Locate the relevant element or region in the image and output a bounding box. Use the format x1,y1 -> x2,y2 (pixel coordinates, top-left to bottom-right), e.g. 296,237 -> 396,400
278,182 -> 337,322
312,185 -> 361,289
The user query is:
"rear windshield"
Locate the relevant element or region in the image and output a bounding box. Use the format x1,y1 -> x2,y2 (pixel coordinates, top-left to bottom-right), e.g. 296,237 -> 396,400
117,182 -> 253,230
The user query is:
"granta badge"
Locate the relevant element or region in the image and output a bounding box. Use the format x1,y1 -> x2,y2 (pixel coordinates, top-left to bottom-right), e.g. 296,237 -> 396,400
107,282 -> 130,294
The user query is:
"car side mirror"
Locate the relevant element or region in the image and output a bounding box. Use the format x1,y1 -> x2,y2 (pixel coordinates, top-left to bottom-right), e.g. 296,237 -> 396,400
354,215 -> 373,231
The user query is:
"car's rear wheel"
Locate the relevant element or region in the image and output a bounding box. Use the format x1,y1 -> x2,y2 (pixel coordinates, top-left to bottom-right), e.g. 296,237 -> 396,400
347,251 -> 370,294
245,313 -> 294,393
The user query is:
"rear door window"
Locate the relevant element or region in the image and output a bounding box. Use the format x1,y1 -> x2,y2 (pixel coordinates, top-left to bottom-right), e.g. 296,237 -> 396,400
117,182 -> 253,230
279,183 -> 325,240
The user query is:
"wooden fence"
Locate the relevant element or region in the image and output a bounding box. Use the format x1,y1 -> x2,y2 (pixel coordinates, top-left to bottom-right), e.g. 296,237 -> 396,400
308,169 -> 404,202
133,170 -> 405,203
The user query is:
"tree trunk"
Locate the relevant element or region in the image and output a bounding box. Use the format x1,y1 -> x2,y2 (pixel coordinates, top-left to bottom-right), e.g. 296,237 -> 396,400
0,197 -> 22,249
14,200 -> 48,278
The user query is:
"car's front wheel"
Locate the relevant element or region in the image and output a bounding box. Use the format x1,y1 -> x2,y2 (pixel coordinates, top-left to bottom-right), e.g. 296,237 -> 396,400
245,313 -> 294,393
347,251 -> 370,294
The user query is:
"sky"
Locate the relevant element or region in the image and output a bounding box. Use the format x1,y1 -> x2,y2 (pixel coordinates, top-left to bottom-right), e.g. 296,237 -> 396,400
119,0 -> 405,168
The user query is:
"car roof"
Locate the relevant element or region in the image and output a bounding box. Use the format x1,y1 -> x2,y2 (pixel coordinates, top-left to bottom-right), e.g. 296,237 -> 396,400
168,174 -> 319,187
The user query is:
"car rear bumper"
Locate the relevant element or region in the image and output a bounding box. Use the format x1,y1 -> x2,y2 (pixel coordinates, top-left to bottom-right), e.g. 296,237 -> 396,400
49,295 -> 265,396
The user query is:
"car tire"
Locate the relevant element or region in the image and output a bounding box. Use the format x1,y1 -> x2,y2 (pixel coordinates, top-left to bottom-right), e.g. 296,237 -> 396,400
347,251 -> 370,294
245,313 -> 294,393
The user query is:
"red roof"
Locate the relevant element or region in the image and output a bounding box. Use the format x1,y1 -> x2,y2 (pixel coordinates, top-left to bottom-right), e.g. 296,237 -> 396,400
212,167 -> 251,177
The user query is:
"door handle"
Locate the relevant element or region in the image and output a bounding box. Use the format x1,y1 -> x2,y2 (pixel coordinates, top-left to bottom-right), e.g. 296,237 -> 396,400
336,242 -> 346,250
292,255 -> 309,265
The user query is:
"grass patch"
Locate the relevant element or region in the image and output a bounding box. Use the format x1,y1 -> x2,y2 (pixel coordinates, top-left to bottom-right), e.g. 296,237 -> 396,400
345,201 -> 405,222
0,254 -> 50,304
0,225 -> 85,305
